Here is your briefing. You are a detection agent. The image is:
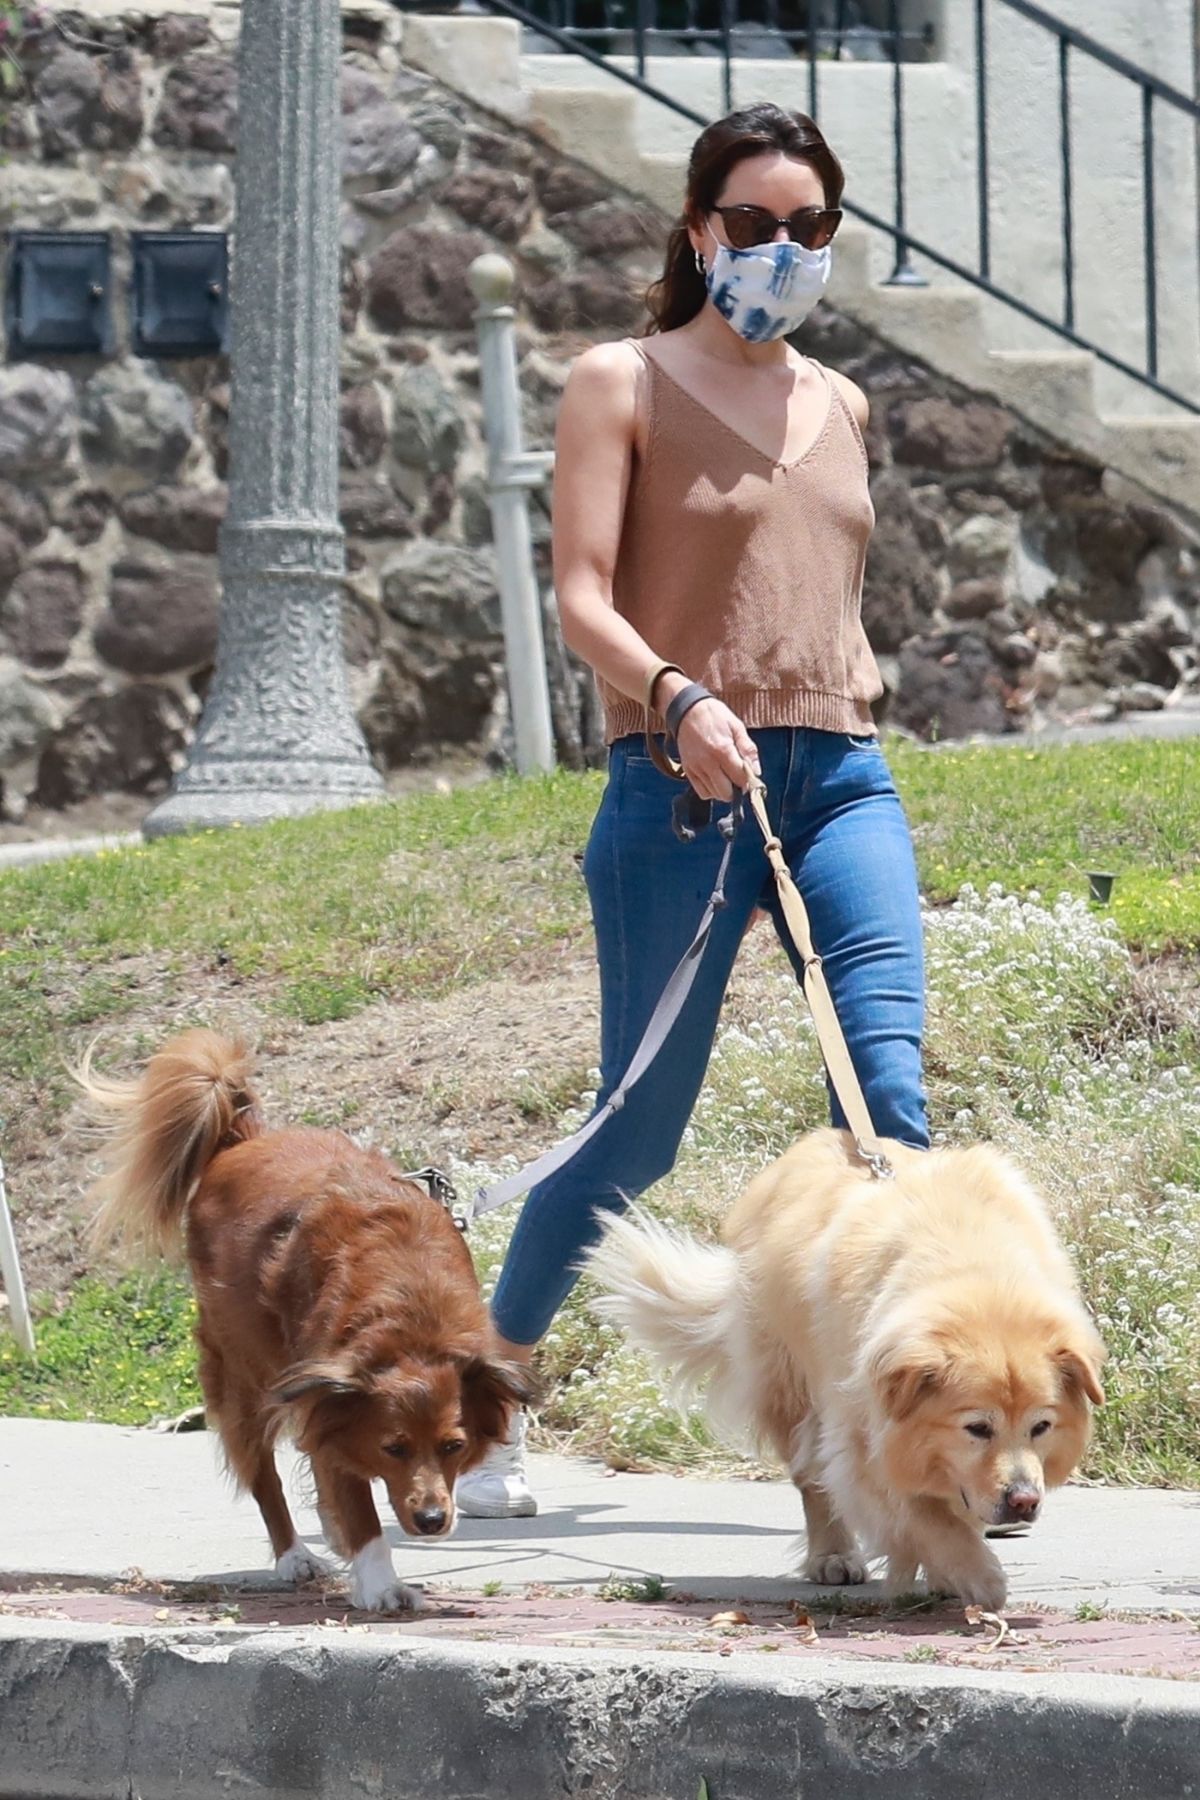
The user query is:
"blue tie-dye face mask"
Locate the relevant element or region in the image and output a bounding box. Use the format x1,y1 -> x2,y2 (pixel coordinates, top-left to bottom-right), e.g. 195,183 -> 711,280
703,228 -> 831,343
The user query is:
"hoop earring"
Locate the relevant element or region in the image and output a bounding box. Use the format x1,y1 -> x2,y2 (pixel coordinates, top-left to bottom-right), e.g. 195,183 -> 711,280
693,248 -> 706,276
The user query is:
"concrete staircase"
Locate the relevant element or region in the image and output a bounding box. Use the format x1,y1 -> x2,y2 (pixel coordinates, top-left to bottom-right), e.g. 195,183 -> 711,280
401,13 -> 1200,518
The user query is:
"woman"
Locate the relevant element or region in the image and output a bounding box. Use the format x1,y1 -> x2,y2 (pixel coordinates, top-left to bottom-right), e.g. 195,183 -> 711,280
458,103 -> 930,1519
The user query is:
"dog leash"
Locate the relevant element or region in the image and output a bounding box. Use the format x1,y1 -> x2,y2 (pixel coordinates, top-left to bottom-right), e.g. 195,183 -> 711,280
470,755 -> 894,1225
472,794 -> 744,1220
647,728 -> 893,1184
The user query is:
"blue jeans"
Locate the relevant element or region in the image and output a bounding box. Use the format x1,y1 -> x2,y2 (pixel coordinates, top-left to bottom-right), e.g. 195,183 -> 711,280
490,726 -> 929,1345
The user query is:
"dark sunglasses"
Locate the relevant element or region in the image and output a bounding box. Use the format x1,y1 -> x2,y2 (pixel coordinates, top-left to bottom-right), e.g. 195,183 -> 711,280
711,204 -> 843,252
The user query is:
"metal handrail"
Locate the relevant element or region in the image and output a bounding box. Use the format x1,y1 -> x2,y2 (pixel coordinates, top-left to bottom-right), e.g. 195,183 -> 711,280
845,198 -> 1200,416
983,0 -> 1199,392
998,0 -> 1200,117
402,0 -> 1200,415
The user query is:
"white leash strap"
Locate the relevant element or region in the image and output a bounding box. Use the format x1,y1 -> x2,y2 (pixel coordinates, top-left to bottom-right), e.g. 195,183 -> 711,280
0,1157 -> 36,1358
474,814 -> 741,1218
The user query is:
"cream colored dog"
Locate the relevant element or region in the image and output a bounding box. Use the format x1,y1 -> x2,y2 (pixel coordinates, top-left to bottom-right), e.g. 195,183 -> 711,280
586,1128 -> 1105,1609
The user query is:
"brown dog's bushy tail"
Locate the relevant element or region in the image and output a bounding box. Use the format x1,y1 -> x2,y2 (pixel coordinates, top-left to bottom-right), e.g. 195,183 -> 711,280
79,1030 -> 264,1263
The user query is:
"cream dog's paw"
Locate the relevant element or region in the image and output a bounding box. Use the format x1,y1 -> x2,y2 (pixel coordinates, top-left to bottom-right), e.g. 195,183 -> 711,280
804,1550 -> 868,1585
925,1549 -> 1007,1613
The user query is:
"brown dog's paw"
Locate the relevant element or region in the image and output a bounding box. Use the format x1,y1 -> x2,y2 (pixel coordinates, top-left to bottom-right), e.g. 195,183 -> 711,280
275,1543 -> 331,1586
349,1537 -> 425,1613
884,1555 -> 920,1597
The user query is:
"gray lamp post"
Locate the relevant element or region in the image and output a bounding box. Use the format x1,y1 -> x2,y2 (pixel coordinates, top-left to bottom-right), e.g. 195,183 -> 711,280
144,0 -> 382,838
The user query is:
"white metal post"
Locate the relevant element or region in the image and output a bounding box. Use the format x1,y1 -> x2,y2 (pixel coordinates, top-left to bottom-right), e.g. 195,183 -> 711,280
0,1159 -> 36,1358
469,254 -> 556,776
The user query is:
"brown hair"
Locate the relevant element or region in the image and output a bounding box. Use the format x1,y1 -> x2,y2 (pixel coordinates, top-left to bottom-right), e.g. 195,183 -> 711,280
644,103 -> 845,335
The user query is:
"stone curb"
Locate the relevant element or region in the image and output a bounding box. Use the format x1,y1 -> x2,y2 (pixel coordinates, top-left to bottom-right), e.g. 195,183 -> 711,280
3,1619 -> 1199,1800
0,832 -> 142,872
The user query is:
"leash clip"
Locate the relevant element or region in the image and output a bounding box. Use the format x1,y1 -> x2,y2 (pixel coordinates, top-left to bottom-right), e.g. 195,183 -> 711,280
671,785 -> 745,845
401,1165 -> 470,1232
718,791 -> 744,840
671,787 -> 712,843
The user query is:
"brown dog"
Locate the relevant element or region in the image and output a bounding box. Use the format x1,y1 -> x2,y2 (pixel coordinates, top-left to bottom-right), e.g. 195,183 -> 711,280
587,1127 -> 1105,1610
83,1029 -> 531,1611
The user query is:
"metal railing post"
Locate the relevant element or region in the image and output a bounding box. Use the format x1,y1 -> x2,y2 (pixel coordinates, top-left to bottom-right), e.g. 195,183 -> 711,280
719,0 -> 733,117
0,1159 -> 36,1359
884,0 -> 927,286
1058,33 -> 1075,333
1142,84 -> 1159,379
469,254 -> 556,777
974,0 -> 990,280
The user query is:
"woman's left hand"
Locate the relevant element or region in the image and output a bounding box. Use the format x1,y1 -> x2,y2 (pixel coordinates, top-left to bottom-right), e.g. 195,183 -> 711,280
675,696 -> 760,802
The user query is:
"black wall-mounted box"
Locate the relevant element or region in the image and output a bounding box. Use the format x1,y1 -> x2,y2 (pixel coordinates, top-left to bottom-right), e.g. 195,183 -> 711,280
132,231 -> 229,357
5,231 -> 114,356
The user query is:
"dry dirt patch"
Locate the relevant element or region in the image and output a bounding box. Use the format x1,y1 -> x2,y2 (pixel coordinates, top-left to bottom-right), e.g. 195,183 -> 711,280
7,952 -> 601,1302
7,921 -> 798,1306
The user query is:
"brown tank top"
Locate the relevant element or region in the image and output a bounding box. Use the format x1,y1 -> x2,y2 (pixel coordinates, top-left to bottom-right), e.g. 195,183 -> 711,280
599,344 -> 883,742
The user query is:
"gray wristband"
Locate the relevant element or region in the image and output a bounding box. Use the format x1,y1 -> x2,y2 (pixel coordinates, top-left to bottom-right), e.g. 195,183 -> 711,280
665,681 -> 714,743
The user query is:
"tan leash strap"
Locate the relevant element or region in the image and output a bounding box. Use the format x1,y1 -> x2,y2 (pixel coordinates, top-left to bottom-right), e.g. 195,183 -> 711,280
643,659 -> 686,779
744,780 -> 895,1181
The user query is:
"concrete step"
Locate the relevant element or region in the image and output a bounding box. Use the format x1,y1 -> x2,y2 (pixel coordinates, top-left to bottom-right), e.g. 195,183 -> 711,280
528,85 -> 644,191
635,148 -> 689,220
402,13 -> 528,119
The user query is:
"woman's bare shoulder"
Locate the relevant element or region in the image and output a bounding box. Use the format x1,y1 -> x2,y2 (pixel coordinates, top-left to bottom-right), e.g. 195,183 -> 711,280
566,338 -> 645,393
824,365 -> 869,429
560,340 -> 645,437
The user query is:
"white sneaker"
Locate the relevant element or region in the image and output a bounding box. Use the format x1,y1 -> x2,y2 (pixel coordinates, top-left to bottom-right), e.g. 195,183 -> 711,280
456,1409 -> 537,1518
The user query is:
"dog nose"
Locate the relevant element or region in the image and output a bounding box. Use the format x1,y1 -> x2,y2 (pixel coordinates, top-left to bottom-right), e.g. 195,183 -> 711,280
1001,1485 -> 1041,1523
413,1506 -> 447,1536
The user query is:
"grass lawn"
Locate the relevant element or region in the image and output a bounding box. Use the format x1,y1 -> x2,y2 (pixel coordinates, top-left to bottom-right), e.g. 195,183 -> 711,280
895,737 -> 1200,951
1,734 -> 1198,1482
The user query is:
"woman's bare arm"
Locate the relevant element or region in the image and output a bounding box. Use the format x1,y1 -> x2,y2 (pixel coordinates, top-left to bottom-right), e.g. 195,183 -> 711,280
552,343 -> 759,800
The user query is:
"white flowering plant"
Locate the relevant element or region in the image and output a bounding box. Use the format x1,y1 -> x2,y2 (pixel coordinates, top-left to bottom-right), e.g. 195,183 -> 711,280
464,884 -> 1200,1485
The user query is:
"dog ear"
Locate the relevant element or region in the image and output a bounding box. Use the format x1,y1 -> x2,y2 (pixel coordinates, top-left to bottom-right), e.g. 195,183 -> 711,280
870,1341 -> 950,1422
272,1359 -> 367,1406
1055,1340 -> 1105,1408
460,1356 -> 538,1443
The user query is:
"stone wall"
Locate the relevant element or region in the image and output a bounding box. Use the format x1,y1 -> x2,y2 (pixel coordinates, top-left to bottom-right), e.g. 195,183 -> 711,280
1,3 -> 1198,816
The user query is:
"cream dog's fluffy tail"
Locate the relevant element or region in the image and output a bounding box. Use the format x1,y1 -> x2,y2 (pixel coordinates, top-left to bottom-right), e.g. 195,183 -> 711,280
585,1208 -> 753,1444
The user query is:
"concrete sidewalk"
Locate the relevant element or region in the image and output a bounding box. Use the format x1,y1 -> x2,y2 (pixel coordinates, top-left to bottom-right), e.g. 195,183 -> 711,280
3,1418 -> 1198,1615
5,1420 -> 1200,1799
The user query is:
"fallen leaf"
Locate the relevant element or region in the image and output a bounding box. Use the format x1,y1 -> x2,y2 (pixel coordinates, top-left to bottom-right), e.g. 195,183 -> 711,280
790,1608 -> 819,1647
153,1609 -> 170,1622
964,1606 -> 1010,1650
709,1609 -> 751,1627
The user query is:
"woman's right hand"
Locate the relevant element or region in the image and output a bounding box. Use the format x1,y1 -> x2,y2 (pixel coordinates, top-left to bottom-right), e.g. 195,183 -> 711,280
676,698 -> 760,802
